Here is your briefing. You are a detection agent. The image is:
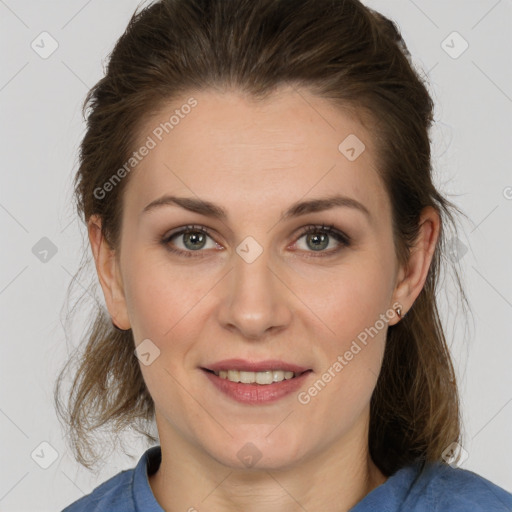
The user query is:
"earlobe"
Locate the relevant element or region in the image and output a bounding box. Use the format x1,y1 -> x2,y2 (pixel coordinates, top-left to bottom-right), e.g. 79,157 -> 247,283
389,206 -> 440,325
87,215 -> 131,330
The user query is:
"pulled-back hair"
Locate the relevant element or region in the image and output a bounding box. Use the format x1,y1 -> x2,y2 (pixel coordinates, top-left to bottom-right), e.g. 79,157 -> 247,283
54,0 -> 469,475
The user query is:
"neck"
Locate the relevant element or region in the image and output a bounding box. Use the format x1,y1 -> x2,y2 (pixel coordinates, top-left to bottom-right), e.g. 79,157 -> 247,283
149,411 -> 387,512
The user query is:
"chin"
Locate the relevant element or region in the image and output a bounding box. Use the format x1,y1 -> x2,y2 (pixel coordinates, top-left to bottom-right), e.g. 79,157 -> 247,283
206,431 -> 308,472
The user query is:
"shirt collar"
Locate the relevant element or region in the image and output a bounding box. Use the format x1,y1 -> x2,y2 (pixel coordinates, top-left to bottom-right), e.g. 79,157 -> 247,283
133,445 -> 165,511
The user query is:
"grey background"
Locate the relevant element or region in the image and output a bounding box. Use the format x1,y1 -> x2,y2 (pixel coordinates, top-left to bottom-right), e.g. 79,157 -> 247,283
0,0 -> 511,510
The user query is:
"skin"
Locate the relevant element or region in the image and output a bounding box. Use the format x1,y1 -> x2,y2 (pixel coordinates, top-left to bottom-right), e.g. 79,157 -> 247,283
88,86 -> 440,512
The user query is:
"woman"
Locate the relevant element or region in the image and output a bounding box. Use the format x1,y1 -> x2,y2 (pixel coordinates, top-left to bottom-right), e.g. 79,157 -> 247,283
56,0 -> 512,510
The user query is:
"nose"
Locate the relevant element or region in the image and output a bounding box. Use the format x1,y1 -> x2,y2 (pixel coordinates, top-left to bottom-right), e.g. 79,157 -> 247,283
216,247 -> 292,340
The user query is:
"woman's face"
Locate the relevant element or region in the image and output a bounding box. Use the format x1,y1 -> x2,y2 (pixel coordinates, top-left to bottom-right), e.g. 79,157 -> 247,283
103,86 -> 407,469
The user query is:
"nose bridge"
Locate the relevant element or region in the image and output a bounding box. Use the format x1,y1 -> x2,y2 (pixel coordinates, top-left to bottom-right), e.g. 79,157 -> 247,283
217,240 -> 291,338
234,243 -> 274,298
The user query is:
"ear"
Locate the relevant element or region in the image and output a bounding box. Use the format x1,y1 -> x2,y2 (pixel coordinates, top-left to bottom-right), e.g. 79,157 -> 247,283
88,215 -> 131,330
389,206 -> 440,325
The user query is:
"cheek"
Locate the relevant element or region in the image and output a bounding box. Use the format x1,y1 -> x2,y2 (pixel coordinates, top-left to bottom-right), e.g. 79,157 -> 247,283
122,254 -> 220,374
297,256 -> 392,407
122,254 -> 200,340
302,258 -> 393,337
125,274 -> 172,334
305,324 -> 387,428
123,258 -> 206,402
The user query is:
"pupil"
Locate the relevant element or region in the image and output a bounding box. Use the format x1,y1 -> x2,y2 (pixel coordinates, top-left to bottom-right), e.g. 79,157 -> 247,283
184,231 -> 205,250
308,233 -> 328,251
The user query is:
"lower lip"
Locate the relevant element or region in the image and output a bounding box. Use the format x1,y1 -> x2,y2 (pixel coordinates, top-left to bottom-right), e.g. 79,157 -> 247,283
202,369 -> 312,404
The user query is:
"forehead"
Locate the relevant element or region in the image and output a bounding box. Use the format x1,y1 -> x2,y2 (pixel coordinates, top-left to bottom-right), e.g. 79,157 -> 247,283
124,86 -> 390,225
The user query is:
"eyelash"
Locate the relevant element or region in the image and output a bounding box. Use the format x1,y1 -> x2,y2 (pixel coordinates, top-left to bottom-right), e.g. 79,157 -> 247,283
160,224 -> 351,259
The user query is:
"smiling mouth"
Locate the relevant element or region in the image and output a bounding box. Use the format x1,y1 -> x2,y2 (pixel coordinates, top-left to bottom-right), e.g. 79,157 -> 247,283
202,368 -> 312,385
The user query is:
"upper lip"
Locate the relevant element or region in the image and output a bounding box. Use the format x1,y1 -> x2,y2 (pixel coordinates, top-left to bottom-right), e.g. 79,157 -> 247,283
202,359 -> 311,374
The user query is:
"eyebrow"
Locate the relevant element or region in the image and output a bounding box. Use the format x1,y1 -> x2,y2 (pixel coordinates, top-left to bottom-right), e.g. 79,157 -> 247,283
140,194 -> 372,222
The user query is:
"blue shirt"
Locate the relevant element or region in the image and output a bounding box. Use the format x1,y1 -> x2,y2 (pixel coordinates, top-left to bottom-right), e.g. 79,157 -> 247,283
62,445 -> 512,511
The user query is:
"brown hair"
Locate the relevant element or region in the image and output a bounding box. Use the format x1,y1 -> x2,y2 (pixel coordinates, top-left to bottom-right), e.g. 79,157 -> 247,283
54,0 -> 470,476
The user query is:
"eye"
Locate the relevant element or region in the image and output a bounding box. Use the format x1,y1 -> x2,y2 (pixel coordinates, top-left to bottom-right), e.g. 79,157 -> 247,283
161,225 -> 219,258
292,224 -> 351,257
160,223 -> 351,258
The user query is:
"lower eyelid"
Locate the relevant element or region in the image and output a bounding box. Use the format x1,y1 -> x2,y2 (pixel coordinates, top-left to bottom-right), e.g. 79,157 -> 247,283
162,230 -> 217,255
293,232 -> 349,255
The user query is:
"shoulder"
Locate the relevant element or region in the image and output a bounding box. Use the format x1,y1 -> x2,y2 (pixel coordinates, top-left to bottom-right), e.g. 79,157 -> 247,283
422,462 -> 512,511
61,468 -> 135,512
61,445 -> 163,512
353,460 -> 512,512
409,463 -> 512,512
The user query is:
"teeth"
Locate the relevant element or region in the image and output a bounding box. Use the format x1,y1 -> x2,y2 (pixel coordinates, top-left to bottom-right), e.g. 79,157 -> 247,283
214,369 -> 296,384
